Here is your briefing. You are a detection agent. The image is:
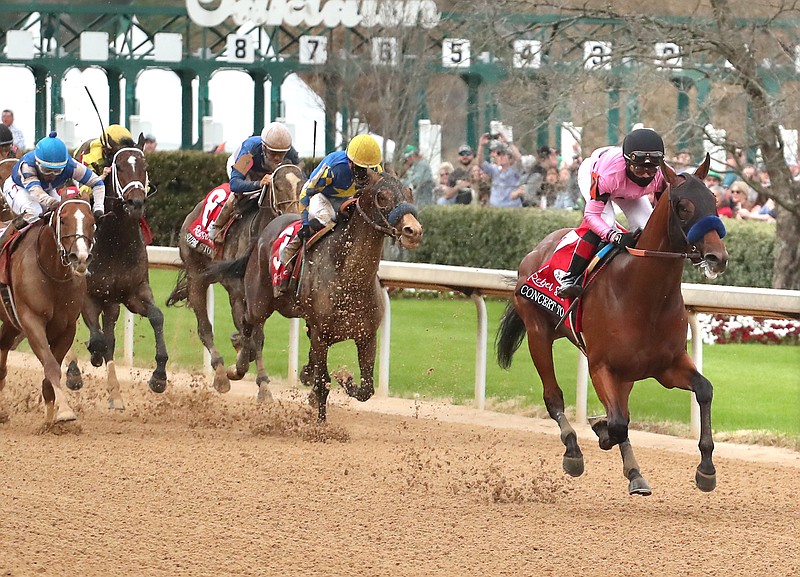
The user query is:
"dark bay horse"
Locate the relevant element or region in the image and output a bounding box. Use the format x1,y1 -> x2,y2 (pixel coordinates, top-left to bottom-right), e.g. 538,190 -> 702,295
167,163 -> 303,394
496,156 -> 728,495
206,172 -> 423,421
65,134 -> 167,409
0,200 -> 95,423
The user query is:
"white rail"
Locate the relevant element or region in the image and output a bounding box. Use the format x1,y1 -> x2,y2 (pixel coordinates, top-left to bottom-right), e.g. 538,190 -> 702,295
142,247 -> 800,437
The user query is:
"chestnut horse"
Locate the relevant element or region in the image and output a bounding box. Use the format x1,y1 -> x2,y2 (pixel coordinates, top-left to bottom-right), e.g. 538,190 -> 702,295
65,135 -> 167,409
167,163 -> 303,394
496,156 -> 728,495
206,172 -> 423,421
0,200 -> 95,423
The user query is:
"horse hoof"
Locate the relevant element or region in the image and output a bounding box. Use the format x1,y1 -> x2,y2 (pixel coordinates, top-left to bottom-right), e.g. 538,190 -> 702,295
55,409 -> 77,423
148,375 -> 167,394
562,455 -> 585,477
214,374 -> 231,394
628,476 -> 652,496
90,353 -> 104,368
256,382 -> 273,403
695,468 -> 717,492
66,362 -> 83,391
107,398 -> 126,411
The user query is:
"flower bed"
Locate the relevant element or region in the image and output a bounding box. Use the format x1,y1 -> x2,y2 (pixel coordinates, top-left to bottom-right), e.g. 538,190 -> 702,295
697,314 -> 800,345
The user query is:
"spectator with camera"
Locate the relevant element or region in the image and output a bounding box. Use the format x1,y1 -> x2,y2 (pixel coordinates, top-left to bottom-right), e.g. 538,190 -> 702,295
476,131 -> 524,207
437,143 -> 476,205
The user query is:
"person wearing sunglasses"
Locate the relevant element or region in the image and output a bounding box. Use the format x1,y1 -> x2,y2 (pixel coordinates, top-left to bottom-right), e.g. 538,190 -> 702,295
0,131 -> 106,246
556,128 -> 666,298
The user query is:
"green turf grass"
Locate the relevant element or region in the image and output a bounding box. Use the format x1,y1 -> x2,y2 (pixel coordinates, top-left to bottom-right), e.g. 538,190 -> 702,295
65,269 -> 799,440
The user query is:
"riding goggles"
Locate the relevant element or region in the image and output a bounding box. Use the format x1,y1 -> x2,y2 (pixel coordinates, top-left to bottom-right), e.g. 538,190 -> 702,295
624,151 -> 664,166
36,163 -> 63,176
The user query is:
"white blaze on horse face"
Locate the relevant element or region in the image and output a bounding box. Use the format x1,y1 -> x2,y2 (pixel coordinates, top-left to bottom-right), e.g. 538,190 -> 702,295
127,155 -> 137,171
74,210 -> 91,262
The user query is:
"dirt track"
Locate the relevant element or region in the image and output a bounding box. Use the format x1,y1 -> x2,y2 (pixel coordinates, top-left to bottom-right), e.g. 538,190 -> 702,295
1,351 -> 798,577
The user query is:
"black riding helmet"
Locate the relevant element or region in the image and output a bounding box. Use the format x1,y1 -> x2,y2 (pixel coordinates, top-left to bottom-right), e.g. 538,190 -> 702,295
0,124 -> 13,146
622,128 -> 664,186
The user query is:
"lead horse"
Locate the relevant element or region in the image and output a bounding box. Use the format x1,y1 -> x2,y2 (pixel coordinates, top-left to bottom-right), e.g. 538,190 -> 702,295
0,200 -> 95,423
65,134 -> 167,409
496,156 -> 728,494
206,172 -> 423,421
167,163 -> 303,394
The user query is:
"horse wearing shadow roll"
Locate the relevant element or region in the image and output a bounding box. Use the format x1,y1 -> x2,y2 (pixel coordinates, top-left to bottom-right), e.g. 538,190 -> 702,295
166,163 -> 304,394
65,134 -> 168,409
496,156 -> 728,495
205,172 -> 423,421
0,200 -> 95,423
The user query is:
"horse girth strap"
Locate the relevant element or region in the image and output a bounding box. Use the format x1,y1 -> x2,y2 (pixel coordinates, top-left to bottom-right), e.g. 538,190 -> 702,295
626,247 -> 700,259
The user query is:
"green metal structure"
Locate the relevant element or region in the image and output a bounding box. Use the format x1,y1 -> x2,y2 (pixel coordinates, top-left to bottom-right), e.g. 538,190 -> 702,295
0,4 -> 793,154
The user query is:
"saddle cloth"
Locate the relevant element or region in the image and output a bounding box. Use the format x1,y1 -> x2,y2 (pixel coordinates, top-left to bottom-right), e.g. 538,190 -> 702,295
186,183 -> 232,255
270,221 -> 303,287
518,230 -> 582,333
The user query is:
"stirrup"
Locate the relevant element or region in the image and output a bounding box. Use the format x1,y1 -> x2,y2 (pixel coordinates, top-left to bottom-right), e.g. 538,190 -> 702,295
556,278 -> 584,299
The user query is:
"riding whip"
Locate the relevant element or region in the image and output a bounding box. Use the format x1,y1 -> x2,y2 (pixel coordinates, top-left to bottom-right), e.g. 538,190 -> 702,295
84,86 -> 107,147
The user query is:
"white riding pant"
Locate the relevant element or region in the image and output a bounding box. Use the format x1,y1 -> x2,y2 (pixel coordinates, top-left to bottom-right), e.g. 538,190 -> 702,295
307,194 -> 342,227
577,157 -> 654,232
2,177 -> 51,222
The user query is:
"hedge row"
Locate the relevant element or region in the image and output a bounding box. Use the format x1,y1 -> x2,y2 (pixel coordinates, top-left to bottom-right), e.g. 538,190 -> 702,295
142,152 -> 776,288
407,206 -> 776,288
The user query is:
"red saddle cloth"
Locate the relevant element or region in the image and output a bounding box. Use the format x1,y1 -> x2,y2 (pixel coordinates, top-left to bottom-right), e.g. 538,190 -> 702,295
270,221 -> 303,288
519,230 -> 582,333
187,183 -> 232,252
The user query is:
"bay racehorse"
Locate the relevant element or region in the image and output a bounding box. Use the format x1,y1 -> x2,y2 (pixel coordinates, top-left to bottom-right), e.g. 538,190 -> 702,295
0,200 -> 95,423
166,163 -> 303,394
205,171 -> 423,421
65,134 -> 167,409
496,156 -> 728,495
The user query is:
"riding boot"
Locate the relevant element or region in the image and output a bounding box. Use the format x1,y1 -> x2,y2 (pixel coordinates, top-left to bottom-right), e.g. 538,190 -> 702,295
209,197 -> 235,243
556,230 -> 601,299
274,235 -> 303,298
0,215 -> 27,251
555,254 -> 591,299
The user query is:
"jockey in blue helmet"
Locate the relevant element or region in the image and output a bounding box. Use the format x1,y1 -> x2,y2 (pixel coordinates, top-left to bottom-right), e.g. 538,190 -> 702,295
0,131 -> 106,243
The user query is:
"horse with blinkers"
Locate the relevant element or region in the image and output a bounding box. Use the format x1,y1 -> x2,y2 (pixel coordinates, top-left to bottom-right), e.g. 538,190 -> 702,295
497,156 -> 728,494
205,171 -> 423,421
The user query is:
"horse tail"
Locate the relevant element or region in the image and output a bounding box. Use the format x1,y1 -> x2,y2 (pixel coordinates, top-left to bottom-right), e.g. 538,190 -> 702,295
496,302 -> 526,370
203,250 -> 253,284
166,268 -> 188,307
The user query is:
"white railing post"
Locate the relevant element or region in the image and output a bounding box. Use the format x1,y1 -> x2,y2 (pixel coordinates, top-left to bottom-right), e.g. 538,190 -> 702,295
575,353 -> 589,424
689,312 -> 703,439
124,310 -> 134,365
471,292 -> 487,410
288,317 -> 300,386
377,287 -> 391,397
205,284 -> 214,373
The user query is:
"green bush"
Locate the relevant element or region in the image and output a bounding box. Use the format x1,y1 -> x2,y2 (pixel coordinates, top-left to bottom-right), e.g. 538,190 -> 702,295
408,206 -> 775,288
145,151 -> 228,246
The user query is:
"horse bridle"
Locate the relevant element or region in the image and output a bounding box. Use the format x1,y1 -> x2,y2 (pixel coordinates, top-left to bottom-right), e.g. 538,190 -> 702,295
110,147 -> 149,199
353,177 -> 418,241
626,179 -> 724,263
48,199 -> 94,271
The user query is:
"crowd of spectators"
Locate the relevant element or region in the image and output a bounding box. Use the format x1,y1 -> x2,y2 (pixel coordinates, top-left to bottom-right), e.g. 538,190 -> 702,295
396,129 -> 780,227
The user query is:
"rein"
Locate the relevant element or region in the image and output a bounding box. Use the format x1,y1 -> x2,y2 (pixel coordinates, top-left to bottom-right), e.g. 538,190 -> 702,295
626,246 -> 700,259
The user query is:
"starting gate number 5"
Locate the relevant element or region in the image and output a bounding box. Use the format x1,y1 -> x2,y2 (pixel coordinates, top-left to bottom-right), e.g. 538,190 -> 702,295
443,38 -> 470,68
